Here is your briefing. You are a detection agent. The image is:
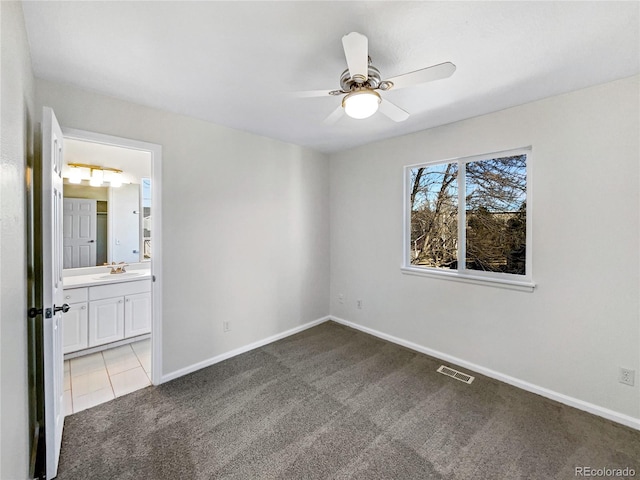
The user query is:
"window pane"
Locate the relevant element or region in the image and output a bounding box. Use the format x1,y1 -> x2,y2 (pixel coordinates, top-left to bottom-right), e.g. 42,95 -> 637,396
410,163 -> 458,269
465,155 -> 527,275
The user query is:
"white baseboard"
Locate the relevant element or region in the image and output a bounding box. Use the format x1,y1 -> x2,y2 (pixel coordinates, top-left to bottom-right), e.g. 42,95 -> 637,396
329,316 -> 640,431
161,316 -> 331,384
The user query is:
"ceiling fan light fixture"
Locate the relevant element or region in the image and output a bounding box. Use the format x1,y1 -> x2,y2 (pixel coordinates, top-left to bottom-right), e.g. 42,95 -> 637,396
342,89 -> 381,119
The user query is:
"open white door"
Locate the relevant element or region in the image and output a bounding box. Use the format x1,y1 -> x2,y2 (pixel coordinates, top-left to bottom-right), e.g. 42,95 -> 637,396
42,106 -> 67,478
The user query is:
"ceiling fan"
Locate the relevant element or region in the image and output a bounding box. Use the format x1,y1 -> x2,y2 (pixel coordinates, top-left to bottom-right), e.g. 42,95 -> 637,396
296,32 -> 456,124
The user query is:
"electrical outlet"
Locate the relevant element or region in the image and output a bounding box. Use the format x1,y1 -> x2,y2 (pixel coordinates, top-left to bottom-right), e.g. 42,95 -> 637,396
338,293 -> 345,304
357,299 -> 363,309
223,321 -> 231,333
619,367 -> 635,386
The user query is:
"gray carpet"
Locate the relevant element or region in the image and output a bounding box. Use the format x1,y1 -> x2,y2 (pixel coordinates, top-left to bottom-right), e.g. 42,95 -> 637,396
57,321 -> 640,479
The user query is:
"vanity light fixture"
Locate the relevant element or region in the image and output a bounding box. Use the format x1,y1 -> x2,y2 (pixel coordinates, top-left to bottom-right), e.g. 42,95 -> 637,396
66,163 -> 124,187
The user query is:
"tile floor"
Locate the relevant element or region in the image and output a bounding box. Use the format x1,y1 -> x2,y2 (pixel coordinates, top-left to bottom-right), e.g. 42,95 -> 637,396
64,339 -> 151,415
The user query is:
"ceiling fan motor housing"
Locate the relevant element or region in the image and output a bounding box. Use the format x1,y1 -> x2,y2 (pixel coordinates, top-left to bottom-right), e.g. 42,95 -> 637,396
340,62 -> 382,91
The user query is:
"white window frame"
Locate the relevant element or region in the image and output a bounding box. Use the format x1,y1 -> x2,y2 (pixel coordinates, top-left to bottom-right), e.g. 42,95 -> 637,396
401,147 -> 535,292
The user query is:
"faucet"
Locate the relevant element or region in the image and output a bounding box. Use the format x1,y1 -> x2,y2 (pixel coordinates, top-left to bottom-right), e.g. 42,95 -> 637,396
104,262 -> 129,274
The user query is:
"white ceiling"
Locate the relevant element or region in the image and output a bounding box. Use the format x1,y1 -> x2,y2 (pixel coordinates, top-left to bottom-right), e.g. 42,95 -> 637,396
23,1 -> 639,154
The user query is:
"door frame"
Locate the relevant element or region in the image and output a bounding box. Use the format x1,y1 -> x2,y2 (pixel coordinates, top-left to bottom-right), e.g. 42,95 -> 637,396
61,127 -> 163,385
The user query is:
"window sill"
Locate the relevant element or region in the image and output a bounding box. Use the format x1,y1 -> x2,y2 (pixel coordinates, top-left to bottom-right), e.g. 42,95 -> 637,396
400,266 -> 536,292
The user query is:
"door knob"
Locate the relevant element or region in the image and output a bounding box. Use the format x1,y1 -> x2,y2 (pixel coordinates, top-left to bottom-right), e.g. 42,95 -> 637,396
88,240 -> 95,243
54,303 -> 70,314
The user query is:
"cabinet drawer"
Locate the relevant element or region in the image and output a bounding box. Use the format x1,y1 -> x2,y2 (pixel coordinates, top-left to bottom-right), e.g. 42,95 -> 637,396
63,287 -> 88,304
89,280 -> 151,301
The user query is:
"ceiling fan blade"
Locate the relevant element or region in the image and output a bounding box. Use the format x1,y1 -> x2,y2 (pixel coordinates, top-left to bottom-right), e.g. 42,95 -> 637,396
292,89 -> 336,98
379,98 -> 410,122
385,62 -> 456,90
342,32 -> 369,83
323,105 -> 344,125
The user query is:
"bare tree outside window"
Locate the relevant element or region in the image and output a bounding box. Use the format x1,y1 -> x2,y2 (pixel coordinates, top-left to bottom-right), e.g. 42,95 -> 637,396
408,152 -> 528,277
410,163 -> 458,268
465,155 -> 526,275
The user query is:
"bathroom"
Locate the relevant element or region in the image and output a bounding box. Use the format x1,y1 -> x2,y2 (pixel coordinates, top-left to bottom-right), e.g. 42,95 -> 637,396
60,137 -> 153,414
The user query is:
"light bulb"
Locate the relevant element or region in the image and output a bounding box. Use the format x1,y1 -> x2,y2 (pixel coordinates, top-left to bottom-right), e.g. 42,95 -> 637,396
68,167 -> 82,184
109,172 -> 123,188
89,169 -> 103,187
342,89 -> 381,119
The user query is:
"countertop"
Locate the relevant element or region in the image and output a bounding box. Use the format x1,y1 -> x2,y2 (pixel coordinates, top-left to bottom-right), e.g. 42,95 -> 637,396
63,270 -> 151,289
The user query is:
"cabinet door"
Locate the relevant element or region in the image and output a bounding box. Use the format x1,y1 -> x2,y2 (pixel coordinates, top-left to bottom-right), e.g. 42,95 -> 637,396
124,292 -> 151,337
89,297 -> 125,347
62,303 -> 88,354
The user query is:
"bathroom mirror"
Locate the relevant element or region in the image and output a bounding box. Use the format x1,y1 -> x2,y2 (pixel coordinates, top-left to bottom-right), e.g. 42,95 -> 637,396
62,139 -> 152,270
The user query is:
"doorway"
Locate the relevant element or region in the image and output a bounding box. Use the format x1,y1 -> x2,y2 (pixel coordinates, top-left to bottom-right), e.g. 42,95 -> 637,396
31,109 -> 164,478
59,128 -> 163,414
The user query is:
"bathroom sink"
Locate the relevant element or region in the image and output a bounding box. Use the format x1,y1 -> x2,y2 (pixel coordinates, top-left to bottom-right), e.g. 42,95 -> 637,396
93,272 -> 146,280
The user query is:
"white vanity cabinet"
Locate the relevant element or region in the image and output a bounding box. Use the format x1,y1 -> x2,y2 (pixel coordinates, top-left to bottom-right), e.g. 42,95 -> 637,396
62,288 -> 89,354
124,292 -> 152,337
62,278 -> 151,353
89,297 -> 125,347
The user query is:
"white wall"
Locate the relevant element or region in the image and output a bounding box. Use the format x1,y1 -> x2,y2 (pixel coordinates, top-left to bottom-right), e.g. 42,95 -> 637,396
330,76 -> 640,421
63,183 -> 109,201
0,2 -> 35,478
35,79 -> 331,375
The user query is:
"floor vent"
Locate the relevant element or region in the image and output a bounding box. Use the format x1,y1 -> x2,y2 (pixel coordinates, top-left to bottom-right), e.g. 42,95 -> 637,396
437,365 -> 475,384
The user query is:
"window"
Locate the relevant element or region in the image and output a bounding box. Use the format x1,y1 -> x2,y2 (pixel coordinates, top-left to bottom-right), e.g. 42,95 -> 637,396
403,147 -> 533,290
